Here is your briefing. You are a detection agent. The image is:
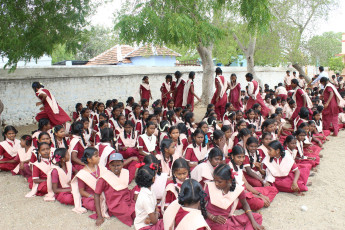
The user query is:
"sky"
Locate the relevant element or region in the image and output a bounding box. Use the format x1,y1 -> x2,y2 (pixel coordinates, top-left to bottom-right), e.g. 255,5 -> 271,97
91,0 -> 345,34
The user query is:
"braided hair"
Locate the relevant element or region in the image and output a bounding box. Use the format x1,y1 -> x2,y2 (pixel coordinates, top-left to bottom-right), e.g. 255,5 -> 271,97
81,147 -> 98,164
172,158 -> 191,194
166,110 -> 175,126
21,135 -> 32,146
178,179 -> 208,219
246,136 -> 260,168
71,121 -> 86,146
52,148 -> 68,168
160,139 -> 174,163
268,140 -> 286,162
143,154 -> 162,176
52,125 -> 68,149
123,120 -> 135,139
168,126 -> 181,145
230,145 -> 245,171
214,164 -> 236,192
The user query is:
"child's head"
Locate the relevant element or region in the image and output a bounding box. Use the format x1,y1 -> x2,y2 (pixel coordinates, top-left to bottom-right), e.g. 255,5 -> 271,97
124,120 -> 134,134
268,140 -> 285,161
52,148 -> 70,167
261,119 -> 275,133
212,130 -> 225,148
184,112 -> 195,125
247,124 -> 256,134
208,147 -> 223,168
3,125 -> 18,141
246,136 -> 259,154
141,99 -> 149,107
159,120 -> 170,133
298,122 -> 309,133
97,103 -> 105,113
246,109 -> 255,120
213,164 -> 236,192
142,76 -> 149,83
261,132 -> 272,147
308,120 -> 316,132
32,81 -> 44,92
174,107 -> 182,116
20,135 -> 32,147
106,100 -> 113,109
167,99 -> 174,109
37,142 -> 51,160
172,158 -> 190,184
38,132 -> 51,145
145,121 -> 156,136
168,126 -> 180,142
189,71 -> 195,80
225,103 -> 235,112
135,164 -> 156,188
178,179 -> 207,219
313,110 -> 321,121
177,123 -> 188,138
192,129 -> 206,147
160,139 -> 175,158
197,121 -> 208,134
108,153 -> 124,176
166,74 -> 173,83
207,116 -> 217,130
133,103 -> 141,115
238,128 -> 251,142
230,73 -> 237,82
126,96 -> 134,105
299,107 -> 310,119
221,125 -> 232,139
146,114 -> 158,124
100,128 -> 115,143
230,145 -> 245,170
53,125 -> 65,138
99,120 -> 109,130
81,147 -> 100,166
38,118 -> 51,132
71,121 -> 86,146
284,135 -> 297,150
288,99 -> 296,108
143,154 -> 161,175
294,128 -> 307,141
235,110 -> 243,121
80,108 -> 90,118
236,120 -> 247,132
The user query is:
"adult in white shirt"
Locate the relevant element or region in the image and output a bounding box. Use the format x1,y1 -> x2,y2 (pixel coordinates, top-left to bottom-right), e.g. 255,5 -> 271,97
311,66 -> 329,89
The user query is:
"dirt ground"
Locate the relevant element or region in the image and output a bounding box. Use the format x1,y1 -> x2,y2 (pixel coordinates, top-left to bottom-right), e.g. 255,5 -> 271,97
1,106 -> 344,229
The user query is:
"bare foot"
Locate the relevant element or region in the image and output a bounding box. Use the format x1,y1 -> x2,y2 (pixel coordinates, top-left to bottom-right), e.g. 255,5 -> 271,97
312,168 -> 318,172
307,182 -> 312,186
295,192 -> 305,196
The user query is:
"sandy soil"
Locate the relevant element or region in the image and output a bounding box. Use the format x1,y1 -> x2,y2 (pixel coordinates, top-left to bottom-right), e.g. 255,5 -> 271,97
1,106 -> 344,229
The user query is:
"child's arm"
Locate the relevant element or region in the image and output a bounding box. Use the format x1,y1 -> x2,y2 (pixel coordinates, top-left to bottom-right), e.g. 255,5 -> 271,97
190,84 -> 201,102
240,198 -> 265,230
71,151 -> 85,166
0,159 -> 16,164
123,156 -> 139,167
52,182 -> 71,193
244,166 -> 268,186
291,168 -> 301,192
94,193 -> 104,226
145,208 -> 160,225
311,136 -> 323,147
243,175 -> 270,207
33,178 -> 47,183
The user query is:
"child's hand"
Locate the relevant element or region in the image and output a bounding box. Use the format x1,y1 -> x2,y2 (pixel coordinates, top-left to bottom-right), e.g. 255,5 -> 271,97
254,162 -> 261,169
19,162 -> 24,170
291,182 -> 300,192
263,181 -> 271,187
39,107 -> 44,111
36,102 -> 42,106
258,194 -> 270,207
252,222 -> 265,230
212,215 -> 227,224
96,217 -> 104,226
144,217 -> 151,224
131,156 -> 139,162
318,142 -> 323,147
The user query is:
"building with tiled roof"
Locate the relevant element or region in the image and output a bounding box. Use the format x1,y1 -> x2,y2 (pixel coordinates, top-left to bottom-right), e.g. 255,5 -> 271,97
87,44 -> 181,66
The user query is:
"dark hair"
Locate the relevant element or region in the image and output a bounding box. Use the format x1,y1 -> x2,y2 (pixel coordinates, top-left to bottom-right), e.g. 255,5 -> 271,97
246,136 -> 260,167
80,108 -> 90,120
298,107 -> 310,119
145,121 -> 156,133
184,112 -> 194,128
160,139 -> 174,163
215,67 -> 222,74
135,165 -> 156,188
53,125 -> 68,149
123,120 -> 135,139
100,128 -> 115,147
166,110 -> 175,126
168,126 -> 181,145
98,120 -> 108,129
319,66 -> 324,72
213,164 -> 236,191
207,116 -> 217,130
208,147 -> 223,160
284,135 -> 296,146
235,120 -> 247,132
37,118 -> 50,131
291,78 -> 301,88
175,71 -> 182,78
245,73 -> 253,81
172,158 -> 191,193
71,121 -> 86,146
21,135 -> 32,146
141,98 -> 148,107
261,132 -> 272,142
38,131 -> 51,143
238,128 -> 251,140
143,154 -> 162,176
81,147 -> 98,164
221,125 -> 232,133
261,119 -> 275,131
32,81 -> 44,89
36,142 -> 50,162
192,129 -> 206,148
178,179 -> 207,219
96,102 -> 105,114
126,96 -> 134,104
52,148 -> 68,168
177,123 -> 189,138
3,125 -> 18,139
230,145 -> 245,171
166,74 -> 173,80
75,103 -> 82,113
268,140 -> 285,162
189,71 -> 195,80
158,120 -> 170,143
211,130 -> 224,147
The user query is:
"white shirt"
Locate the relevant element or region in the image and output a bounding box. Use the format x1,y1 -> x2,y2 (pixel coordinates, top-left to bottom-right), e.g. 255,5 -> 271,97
275,86 -> 287,95
311,71 -> 329,88
134,187 -> 157,230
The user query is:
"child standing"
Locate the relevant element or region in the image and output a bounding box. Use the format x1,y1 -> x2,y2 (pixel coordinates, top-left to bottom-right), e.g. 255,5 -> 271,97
140,76 -> 152,103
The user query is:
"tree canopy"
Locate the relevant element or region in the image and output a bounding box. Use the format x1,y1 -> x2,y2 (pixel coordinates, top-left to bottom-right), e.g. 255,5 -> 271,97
0,0 -> 95,69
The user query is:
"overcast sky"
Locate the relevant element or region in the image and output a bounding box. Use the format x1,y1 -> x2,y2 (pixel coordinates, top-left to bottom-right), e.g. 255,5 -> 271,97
91,0 -> 345,35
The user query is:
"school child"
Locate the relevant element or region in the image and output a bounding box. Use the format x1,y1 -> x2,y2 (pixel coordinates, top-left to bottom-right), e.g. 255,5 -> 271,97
284,135 -> 313,172
257,132 -> 272,157
312,110 -> 330,140
290,79 -> 313,120
125,97 -> 134,119
114,114 -> 126,138
140,76 -> 152,103
223,111 -> 236,132
230,120 -> 247,146
161,75 -> 173,108
72,103 -> 83,121
165,110 -> 176,127
263,140 -> 310,194
93,120 -> 109,146
243,137 -> 267,187
191,147 -> 223,188
32,118 -> 52,148
229,146 -> 278,211
29,132 -> 55,163
228,74 -> 243,111
204,164 -> 264,230
44,148 -> 73,205
198,121 -> 210,147
168,126 -> 188,159
12,135 -> 34,178
235,110 -> 244,123
158,120 -> 169,146
51,125 -> 69,149
71,147 -> 107,215
92,102 -> 105,127
135,110 -> 148,135
245,109 -> 256,127
156,139 -> 175,176
182,71 -> 201,111
164,100 -> 175,121
69,121 -> 88,171
92,113 -> 108,133
163,179 -> 211,230
184,129 -> 208,170
94,153 -> 135,227
134,164 -> 163,230
80,118 -> 92,146
138,121 -> 157,161
221,125 -> 234,157
294,129 -> 318,168
161,158 -> 190,213
298,123 -> 322,160
77,108 -> 93,131
109,105 -> 122,129
26,142 -> 52,197
141,99 -> 150,112
223,103 -> 236,122
293,107 -> 309,131
283,99 -> 296,122
236,128 -> 251,148
118,121 -> 139,159
174,107 -> 184,124
0,126 -> 21,171
129,104 -> 141,126
105,100 -> 113,118
184,112 -> 196,136
210,130 -> 226,156
261,119 -> 277,140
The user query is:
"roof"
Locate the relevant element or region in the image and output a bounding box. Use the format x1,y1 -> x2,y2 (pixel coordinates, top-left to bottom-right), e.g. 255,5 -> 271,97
86,45 -> 134,65
125,44 -> 181,58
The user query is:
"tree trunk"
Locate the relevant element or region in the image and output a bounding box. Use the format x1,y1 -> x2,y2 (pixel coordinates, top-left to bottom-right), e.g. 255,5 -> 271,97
197,43 -> 214,105
245,52 -> 262,86
292,63 -> 311,82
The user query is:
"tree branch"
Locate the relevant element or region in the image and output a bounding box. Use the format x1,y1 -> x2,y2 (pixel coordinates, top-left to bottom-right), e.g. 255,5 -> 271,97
233,32 -> 247,54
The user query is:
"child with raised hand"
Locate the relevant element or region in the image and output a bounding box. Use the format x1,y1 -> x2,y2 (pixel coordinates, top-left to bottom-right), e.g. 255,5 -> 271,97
184,129 -> 208,170
26,142 -> 52,197
243,137 -> 268,188
229,146 -> 278,211
94,153 -> 135,227
163,179 -> 211,230
44,148 -> 73,205
32,118 -> 51,148
263,140 -> 310,195
191,147 -> 223,188
161,158 -> 190,213
134,164 -> 163,230
138,121 -> 157,161
0,126 -> 21,171
12,135 -> 34,178
204,164 -> 264,230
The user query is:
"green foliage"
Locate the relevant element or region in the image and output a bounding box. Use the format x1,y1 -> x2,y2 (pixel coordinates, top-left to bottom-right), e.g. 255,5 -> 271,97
51,44 -> 76,64
307,32 -> 342,66
328,57 -> 344,73
0,0 -> 95,69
